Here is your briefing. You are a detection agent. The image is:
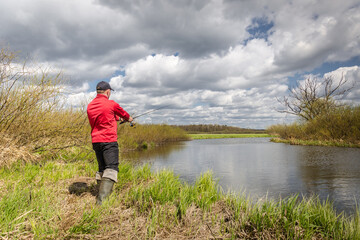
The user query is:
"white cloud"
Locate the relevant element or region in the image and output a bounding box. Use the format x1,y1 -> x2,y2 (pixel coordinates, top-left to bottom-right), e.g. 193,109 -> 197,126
323,66 -> 360,103
269,0 -> 360,72
111,39 -> 277,95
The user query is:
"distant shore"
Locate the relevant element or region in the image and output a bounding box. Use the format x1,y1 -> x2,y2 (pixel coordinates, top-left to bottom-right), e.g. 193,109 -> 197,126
189,133 -> 273,139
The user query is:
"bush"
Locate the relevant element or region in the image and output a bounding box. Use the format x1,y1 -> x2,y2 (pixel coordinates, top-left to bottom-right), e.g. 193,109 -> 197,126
268,105 -> 360,145
311,106 -> 360,141
0,48 -> 89,166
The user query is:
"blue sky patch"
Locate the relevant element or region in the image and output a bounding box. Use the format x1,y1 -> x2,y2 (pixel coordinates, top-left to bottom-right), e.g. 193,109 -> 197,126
245,17 -> 274,43
287,56 -> 360,87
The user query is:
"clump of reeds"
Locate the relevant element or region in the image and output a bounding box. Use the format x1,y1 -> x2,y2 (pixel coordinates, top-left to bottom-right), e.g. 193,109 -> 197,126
118,123 -> 190,151
267,105 -> 360,147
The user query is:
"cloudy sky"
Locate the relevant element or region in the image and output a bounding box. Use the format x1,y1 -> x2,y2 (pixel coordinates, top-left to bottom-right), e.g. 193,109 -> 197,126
1,0 -> 360,128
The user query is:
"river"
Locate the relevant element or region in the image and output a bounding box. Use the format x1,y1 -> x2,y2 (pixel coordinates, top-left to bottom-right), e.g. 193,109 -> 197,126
124,138 -> 360,215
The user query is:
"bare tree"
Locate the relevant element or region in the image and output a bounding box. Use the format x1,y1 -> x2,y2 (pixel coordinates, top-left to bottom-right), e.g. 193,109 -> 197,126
277,75 -> 354,121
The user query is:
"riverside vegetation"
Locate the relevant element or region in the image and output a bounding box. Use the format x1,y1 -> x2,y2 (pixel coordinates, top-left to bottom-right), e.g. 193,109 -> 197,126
1,48 -> 360,239
267,102 -> 360,147
268,76 -> 360,147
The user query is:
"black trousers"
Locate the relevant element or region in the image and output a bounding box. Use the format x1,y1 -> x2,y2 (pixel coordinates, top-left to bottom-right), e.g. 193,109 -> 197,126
92,142 -> 119,172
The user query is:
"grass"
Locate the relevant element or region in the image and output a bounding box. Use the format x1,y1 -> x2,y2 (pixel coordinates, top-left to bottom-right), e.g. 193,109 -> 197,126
189,133 -> 273,139
1,156 -> 359,239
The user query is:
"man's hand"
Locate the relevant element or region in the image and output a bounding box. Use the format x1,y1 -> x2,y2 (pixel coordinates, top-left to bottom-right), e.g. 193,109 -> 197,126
119,116 -> 133,125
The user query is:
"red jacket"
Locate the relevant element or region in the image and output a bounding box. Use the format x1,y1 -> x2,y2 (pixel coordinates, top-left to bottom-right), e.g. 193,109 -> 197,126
87,94 -> 130,143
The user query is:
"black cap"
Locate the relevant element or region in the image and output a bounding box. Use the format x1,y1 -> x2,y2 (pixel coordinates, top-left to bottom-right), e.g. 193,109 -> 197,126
96,81 -> 113,91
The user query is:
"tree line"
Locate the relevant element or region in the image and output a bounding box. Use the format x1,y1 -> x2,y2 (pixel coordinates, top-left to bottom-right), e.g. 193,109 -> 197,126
177,124 -> 266,134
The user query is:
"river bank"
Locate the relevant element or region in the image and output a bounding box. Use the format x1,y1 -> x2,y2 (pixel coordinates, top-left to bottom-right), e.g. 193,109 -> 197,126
1,155 -> 359,239
270,137 -> 360,148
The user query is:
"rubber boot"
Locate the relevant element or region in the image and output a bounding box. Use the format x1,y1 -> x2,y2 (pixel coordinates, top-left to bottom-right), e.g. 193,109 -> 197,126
96,180 -> 101,194
96,178 -> 114,205
95,172 -> 103,195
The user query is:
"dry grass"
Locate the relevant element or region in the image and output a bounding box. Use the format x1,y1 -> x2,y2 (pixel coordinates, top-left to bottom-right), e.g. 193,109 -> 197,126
57,192 -> 232,239
0,134 -> 38,167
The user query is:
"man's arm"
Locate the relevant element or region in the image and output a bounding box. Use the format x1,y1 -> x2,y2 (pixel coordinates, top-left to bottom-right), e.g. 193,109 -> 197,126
113,102 -> 133,122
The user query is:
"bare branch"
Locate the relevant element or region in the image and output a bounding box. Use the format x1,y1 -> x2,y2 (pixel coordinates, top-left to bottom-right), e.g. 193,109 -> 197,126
276,75 -> 354,121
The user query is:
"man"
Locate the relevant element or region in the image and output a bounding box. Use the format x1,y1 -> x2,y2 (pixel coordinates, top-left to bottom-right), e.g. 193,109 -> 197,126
87,81 -> 133,205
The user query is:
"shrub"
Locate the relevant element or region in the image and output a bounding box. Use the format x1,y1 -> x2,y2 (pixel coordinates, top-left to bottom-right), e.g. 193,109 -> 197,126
0,48 -> 89,166
268,105 -> 360,145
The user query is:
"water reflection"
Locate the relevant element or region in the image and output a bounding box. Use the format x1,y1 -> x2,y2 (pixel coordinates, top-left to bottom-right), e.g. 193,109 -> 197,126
121,142 -> 186,164
296,146 -> 360,214
125,138 -> 360,215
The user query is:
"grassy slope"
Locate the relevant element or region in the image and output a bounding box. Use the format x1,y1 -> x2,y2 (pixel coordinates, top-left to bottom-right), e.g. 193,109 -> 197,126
1,156 -> 359,239
189,133 -> 273,139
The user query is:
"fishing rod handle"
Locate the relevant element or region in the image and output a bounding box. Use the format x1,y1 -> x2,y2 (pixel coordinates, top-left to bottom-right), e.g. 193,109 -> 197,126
119,121 -> 135,127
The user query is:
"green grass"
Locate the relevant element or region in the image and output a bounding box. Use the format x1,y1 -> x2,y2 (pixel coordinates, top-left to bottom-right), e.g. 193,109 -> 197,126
1,155 -> 359,239
189,133 -> 273,139
0,159 -> 98,238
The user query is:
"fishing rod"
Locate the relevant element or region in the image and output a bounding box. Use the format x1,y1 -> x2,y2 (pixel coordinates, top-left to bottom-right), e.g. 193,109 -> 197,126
119,104 -> 170,126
